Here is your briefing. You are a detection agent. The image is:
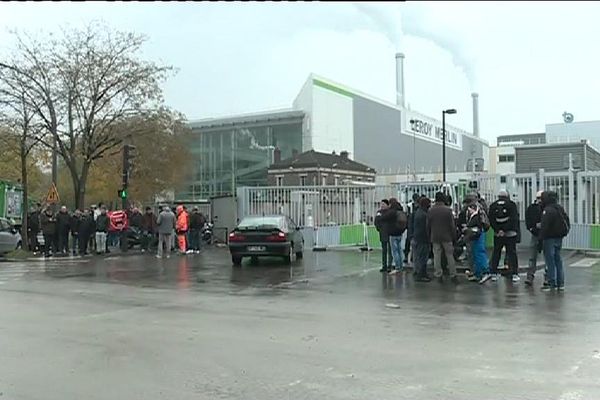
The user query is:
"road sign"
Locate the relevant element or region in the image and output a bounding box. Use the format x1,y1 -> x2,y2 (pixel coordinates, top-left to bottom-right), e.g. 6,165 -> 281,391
44,183 -> 60,204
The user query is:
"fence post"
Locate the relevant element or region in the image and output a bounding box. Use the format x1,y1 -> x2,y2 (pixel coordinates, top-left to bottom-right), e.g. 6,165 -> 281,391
360,221 -> 372,251
313,226 -> 326,252
577,171 -> 584,224
568,155 -> 575,223
538,169 -> 545,191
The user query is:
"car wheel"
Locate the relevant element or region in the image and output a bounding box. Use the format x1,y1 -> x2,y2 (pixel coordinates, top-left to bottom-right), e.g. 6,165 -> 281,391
232,255 -> 243,266
283,244 -> 293,265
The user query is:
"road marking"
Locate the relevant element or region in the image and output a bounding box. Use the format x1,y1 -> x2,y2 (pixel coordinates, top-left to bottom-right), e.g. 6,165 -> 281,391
570,258 -> 597,268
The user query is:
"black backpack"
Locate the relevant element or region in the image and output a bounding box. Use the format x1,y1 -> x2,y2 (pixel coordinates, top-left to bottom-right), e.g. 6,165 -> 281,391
396,210 -> 408,233
556,205 -> 571,237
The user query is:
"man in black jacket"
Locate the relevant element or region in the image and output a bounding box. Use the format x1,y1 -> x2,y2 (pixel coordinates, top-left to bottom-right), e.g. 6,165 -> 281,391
28,204 -> 41,253
40,208 -> 57,257
414,197 -> 432,282
78,209 -> 95,256
374,199 -> 393,273
489,190 -> 520,283
188,208 -> 206,253
56,206 -> 71,255
540,191 -> 569,291
404,193 -> 420,268
525,191 -> 546,286
69,210 -> 82,256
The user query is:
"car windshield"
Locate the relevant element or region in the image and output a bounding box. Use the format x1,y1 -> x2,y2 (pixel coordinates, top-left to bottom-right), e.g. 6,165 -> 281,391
237,216 -> 282,230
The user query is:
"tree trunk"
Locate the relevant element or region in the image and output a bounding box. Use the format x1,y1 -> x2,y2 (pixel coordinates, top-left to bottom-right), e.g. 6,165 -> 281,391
20,146 -> 28,250
75,161 -> 91,210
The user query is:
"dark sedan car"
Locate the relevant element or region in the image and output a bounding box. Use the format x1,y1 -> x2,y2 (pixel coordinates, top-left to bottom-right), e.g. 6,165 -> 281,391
228,215 -> 304,266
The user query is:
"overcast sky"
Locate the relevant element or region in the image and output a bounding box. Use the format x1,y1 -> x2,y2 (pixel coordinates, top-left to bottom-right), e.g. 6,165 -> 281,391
1,1 -> 599,144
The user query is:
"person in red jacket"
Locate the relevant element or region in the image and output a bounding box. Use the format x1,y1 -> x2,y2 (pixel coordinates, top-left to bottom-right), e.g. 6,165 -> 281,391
176,205 -> 189,254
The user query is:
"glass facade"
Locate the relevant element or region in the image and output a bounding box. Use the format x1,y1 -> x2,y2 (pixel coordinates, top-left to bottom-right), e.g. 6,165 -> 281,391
178,116 -> 303,200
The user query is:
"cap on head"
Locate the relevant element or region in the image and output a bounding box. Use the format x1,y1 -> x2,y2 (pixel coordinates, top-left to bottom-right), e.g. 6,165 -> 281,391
498,189 -> 509,199
381,199 -> 390,206
536,190 -> 544,198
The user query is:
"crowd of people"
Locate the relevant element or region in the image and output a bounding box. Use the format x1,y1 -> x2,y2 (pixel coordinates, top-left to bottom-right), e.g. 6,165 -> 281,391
26,203 -> 209,259
375,189 -> 570,291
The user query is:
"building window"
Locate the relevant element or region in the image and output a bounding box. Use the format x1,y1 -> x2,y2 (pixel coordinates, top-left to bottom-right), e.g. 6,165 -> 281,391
498,154 -> 515,163
276,176 -> 283,187
356,177 -> 362,181
500,175 -> 507,184
321,174 -> 328,186
300,175 -> 307,186
334,175 -> 340,186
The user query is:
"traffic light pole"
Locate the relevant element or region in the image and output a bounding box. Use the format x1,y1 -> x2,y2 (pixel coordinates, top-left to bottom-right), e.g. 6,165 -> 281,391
122,144 -> 129,210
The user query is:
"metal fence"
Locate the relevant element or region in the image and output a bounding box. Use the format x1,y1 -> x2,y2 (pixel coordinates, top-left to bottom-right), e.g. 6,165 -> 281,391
237,182 -> 465,228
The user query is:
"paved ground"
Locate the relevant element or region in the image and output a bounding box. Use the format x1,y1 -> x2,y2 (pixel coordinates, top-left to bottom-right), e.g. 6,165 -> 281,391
0,248 -> 599,399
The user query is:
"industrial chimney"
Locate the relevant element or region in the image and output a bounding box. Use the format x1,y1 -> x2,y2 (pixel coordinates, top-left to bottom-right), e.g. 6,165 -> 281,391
471,92 -> 480,138
395,53 -> 405,108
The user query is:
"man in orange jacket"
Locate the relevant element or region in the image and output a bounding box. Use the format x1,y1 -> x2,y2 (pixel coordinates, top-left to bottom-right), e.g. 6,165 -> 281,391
176,205 -> 189,254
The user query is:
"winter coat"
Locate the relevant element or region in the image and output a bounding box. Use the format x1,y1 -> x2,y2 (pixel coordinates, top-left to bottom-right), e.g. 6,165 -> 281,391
129,212 -> 143,229
374,208 -> 395,241
176,206 -> 189,233
465,209 -> 485,241
540,191 -> 570,240
96,214 -> 109,233
40,212 -> 57,236
387,204 -> 407,237
406,202 -> 419,239
156,210 -> 176,235
141,213 -> 157,233
189,213 -> 206,230
56,211 -> 71,234
426,202 -> 456,244
525,202 -> 543,237
28,211 -> 41,232
69,215 -> 81,236
489,198 -> 519,237
78,214 -> 95,236
412,207 -> 429,244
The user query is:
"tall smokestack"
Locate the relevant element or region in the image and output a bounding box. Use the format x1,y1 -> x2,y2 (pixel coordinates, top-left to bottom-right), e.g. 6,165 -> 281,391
471,92 -> 479,138
395,53 -> 405,108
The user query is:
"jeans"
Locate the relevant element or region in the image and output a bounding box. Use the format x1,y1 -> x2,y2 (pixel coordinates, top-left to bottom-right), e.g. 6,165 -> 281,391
389,235 -> 404,270
381,239 -> 392,269
490,236 -> 518,275
414,241 -> 430,277
189,229 -> 201,251
95,232 -> 107,254
471,233 -> 490,278
158,233 -> 172,258
433,242 -> 456,278
527,235 -> 546,282
107,232 -> 119,248
544,238 -> 564,288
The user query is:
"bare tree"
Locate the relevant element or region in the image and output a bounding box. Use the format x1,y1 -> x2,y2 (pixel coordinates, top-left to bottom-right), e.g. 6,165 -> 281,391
0,65 -> 46,247
0,23 -> 173,208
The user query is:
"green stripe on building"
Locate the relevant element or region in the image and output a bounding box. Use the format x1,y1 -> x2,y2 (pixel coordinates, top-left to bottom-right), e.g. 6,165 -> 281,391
313,79 -> 354,98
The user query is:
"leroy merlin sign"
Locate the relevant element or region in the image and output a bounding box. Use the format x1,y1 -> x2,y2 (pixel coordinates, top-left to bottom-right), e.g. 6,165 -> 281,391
408,118 -> 463,150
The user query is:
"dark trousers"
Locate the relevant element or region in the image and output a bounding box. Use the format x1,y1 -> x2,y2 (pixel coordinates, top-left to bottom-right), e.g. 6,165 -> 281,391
381,239 -> 393,269
29,230 -> 39,252
141,232 -> 154,251
414,241 -> 430,277
189,229 -> 201,251
43,233 -> 56,256
58,231 -> 69,254
404,236 -> 412,262
79,233 -> 90,255
71,234 -> 79,255
490,236 -> 518,275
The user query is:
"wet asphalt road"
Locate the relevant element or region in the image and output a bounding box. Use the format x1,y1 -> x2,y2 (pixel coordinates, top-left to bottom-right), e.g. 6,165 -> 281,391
0,248 -> 600,399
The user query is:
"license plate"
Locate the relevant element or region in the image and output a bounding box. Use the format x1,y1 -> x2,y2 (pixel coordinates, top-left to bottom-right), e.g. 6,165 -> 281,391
247,246 -> 266,252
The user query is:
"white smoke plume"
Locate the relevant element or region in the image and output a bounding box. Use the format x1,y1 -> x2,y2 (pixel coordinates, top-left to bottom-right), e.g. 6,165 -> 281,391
352,3 -> 477,90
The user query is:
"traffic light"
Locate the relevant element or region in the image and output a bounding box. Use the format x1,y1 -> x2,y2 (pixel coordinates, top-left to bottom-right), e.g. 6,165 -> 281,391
118,189 -> 128,199
122,144 -> 137,186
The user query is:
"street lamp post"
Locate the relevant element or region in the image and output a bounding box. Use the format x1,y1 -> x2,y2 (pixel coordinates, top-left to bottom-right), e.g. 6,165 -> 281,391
442,109 -> 457,182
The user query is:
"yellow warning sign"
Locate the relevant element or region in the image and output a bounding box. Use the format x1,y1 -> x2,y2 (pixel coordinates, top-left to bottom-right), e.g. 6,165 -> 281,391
44,183 -> 60,204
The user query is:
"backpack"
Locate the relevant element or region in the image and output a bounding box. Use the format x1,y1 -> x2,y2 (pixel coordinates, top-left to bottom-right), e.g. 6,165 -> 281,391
396,210 -> 408,233
556,205 -> 571,237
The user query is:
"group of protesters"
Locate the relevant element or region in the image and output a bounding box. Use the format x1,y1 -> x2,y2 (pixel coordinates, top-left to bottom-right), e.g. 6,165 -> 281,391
375,188 -> 570,291
27,202 -> 208,259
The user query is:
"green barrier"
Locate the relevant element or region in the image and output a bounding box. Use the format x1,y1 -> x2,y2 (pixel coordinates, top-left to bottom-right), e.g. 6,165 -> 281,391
367,226 -> 381,248
485,229 -> 494,248
339,224 -> 365,246
591,225 -> 600,249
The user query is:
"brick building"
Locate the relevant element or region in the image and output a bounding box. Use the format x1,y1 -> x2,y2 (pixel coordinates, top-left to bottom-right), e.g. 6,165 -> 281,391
267,149 -> 376,186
